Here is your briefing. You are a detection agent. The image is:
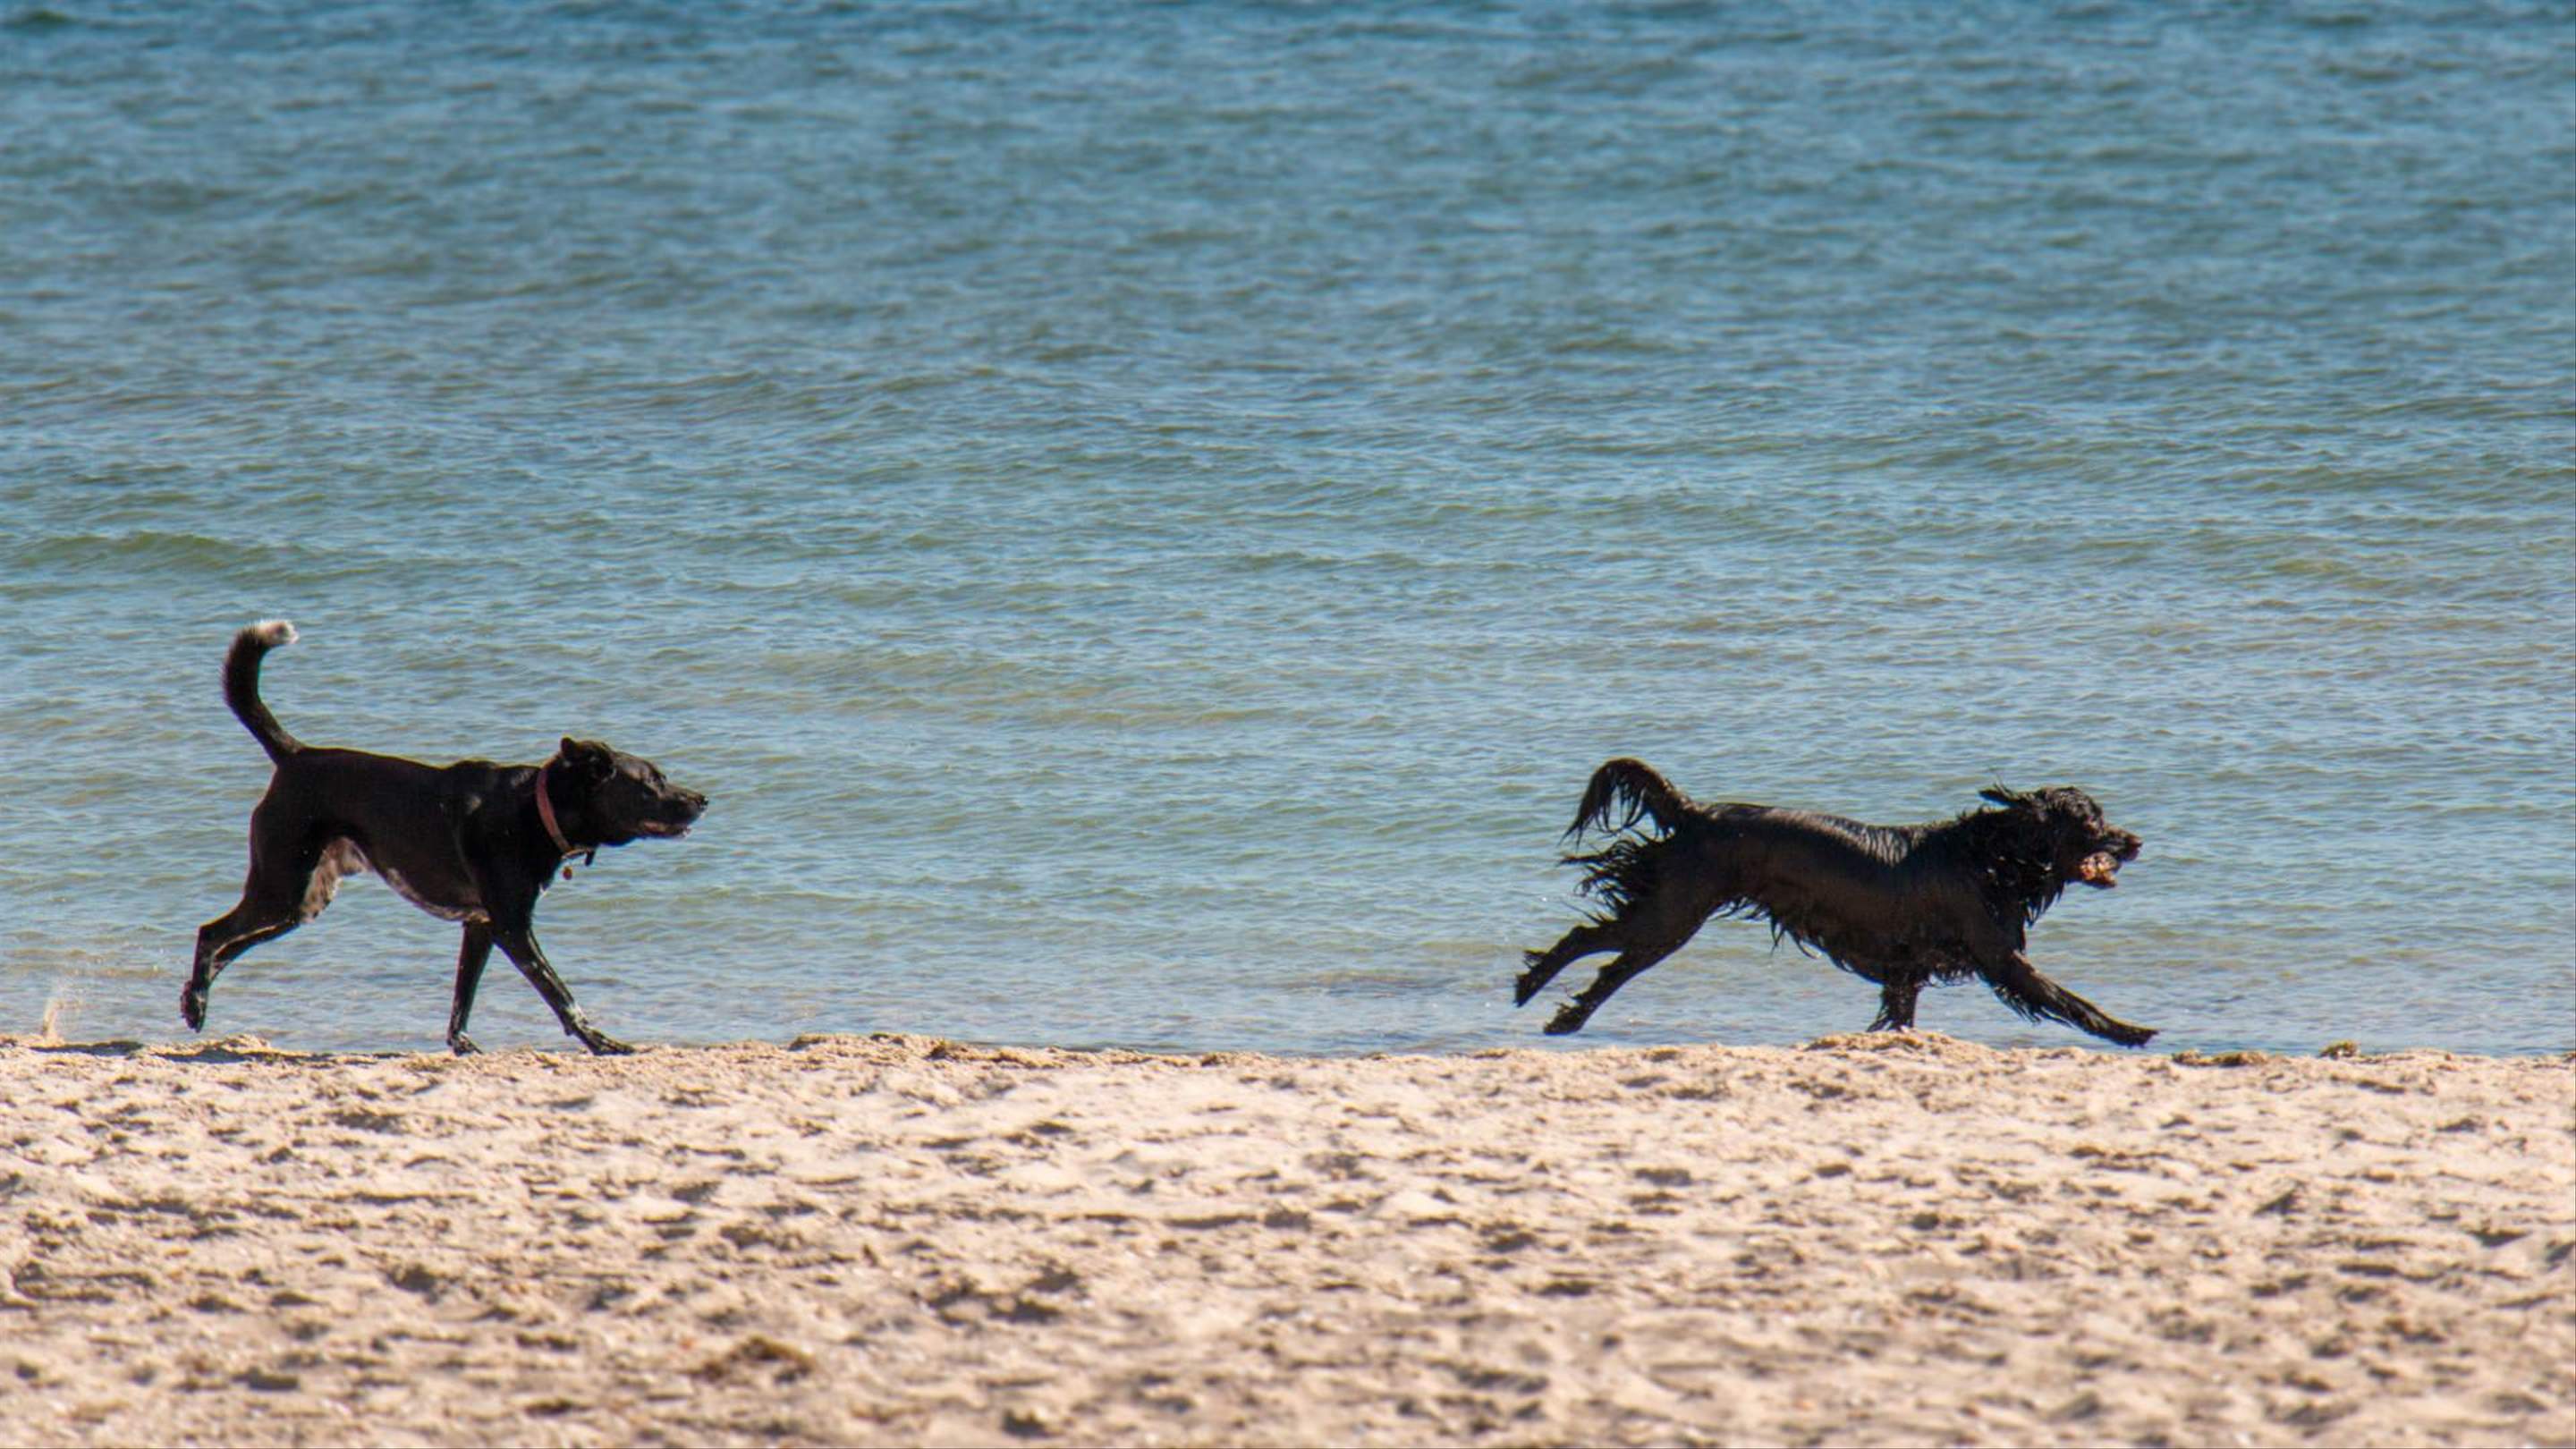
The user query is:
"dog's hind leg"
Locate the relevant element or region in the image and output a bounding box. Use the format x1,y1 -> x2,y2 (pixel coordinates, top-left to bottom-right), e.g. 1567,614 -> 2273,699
1542,940 -> 1684,1037
1867,974 -> 1923,1032
445,922 -> 494,1056
182,840 -> 336,1031
1983,952 -> 2155,1047
1515,921 -> 1616,1007
489,926 -> 634,1055
183,911 -> 301,1031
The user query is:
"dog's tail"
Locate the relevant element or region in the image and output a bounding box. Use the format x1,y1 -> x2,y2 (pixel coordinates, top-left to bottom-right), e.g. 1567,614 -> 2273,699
1563,757 -> 1695,843
223,620 -> 302,764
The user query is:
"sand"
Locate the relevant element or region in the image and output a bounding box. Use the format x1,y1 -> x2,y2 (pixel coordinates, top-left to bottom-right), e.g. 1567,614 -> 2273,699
0,1030 -> 2568,1447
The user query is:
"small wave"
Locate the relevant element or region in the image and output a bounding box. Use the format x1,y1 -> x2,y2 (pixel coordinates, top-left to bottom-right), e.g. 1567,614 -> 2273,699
5,527 -> 418,589
12,528 -> 258,572
1498,53 -> 1698,95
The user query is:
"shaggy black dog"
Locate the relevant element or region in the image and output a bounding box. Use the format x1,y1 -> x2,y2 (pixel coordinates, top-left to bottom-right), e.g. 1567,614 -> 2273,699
1514,758 -> 2151,1046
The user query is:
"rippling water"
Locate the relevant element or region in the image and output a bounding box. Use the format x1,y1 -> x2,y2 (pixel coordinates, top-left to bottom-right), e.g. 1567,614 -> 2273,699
3,2 -> 2570,1055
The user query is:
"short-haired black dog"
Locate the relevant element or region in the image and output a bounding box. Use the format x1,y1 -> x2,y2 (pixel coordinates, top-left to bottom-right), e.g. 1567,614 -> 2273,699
185,621 -> 706,1055
1515,758 -> 2151,1046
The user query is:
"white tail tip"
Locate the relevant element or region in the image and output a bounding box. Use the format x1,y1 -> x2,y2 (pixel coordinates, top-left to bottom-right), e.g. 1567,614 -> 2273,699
250,619 -> 297,647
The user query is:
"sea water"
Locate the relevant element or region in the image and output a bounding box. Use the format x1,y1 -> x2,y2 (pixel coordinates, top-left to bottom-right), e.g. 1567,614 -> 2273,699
3,1 -> 2570,1055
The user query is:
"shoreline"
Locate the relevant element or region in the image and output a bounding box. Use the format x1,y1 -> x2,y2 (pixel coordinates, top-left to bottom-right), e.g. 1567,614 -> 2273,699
3,1031 -> 2569,1446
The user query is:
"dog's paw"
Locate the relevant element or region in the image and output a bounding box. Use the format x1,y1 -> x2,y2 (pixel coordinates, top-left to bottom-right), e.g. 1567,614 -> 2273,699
179,987 -> 207,1032
1541,1006 -> 1591,1037
580,1032 -> 637,1056
447,1033 -> 483,1057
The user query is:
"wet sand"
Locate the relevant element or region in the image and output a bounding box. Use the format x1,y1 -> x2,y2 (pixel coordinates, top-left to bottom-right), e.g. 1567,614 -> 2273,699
2,1031 -> 2568,1446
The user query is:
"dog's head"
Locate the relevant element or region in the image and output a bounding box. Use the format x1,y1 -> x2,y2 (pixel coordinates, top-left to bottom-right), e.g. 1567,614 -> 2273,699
555,736 -> 707,847
1979,784 -> 2141,891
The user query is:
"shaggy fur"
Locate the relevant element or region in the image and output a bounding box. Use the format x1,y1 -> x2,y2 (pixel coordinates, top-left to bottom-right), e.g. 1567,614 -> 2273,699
1514,758 -> 2151,1045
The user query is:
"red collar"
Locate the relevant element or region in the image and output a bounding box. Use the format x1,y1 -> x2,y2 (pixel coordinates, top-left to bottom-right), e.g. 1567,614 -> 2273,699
535,762 -> 577,858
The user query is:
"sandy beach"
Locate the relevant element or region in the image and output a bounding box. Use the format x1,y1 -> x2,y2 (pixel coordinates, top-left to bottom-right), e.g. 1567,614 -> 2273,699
1,1031 -> 2567,1447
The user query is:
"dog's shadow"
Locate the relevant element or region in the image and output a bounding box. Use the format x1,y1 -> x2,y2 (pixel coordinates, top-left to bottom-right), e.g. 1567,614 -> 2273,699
9,1035 -> 402,1063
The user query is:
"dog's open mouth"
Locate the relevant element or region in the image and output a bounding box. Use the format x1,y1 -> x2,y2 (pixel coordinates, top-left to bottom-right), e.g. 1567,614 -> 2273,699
2075,852 -> 2122,887
639,820 -> 693,839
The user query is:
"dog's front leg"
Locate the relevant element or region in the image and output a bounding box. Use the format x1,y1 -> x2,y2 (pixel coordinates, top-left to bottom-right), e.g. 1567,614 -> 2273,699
488,922 -> 635,1055
1983,951 -> 2156,1047
446,922 -> 494,1055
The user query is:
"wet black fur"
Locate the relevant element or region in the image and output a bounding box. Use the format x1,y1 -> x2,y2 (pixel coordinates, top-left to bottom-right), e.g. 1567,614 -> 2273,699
1514,758 -> 2151,1045
185,623 -> 707,1055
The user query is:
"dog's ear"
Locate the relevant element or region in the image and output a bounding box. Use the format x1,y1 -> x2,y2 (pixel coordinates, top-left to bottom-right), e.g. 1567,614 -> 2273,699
557,737 -> 613,781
